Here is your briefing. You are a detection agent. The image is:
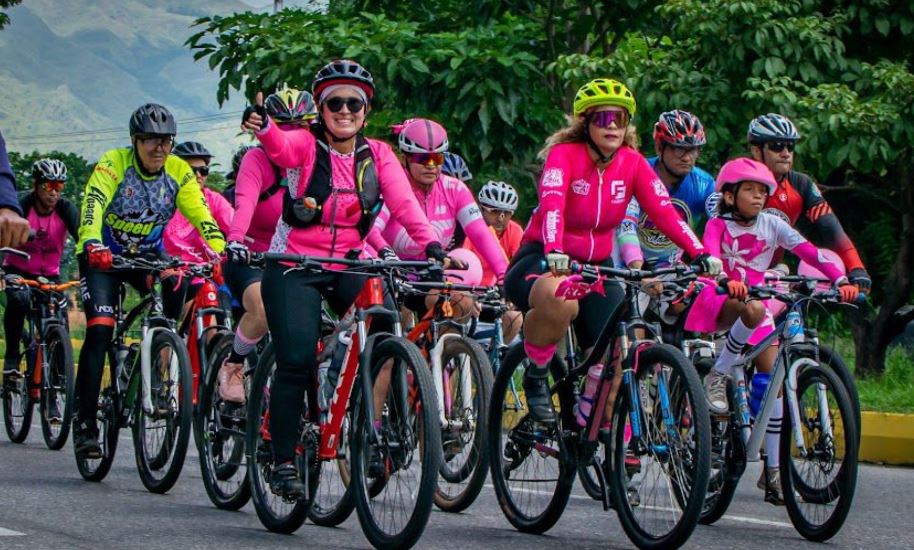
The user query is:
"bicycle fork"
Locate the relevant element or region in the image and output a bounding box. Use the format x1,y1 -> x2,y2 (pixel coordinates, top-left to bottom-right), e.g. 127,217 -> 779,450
140,324 -> 178,415
430,333 -> 474,431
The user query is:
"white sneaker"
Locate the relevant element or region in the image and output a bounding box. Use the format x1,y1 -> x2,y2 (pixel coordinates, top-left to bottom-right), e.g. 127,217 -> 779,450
703,370 -> 730,415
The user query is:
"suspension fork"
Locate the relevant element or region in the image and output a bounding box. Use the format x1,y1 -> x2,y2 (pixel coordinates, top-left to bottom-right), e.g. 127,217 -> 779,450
785,356 -> 822,451
429,333 -> 472,430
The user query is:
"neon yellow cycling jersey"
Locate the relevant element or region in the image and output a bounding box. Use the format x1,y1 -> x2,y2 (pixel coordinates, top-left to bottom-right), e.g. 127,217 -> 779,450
77,147 -> 225,255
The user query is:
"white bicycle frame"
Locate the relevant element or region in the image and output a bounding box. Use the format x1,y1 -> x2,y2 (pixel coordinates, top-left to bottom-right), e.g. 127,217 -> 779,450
429,333 -> 475,431
140,325 -> 179,416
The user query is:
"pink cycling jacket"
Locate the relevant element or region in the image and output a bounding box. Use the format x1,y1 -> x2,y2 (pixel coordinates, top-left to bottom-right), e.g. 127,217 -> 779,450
254,122 -> 439,260
522,142 -> 705,262
227,145 -> 288,252
164,186 -> 233,263
368,174 -> 509,280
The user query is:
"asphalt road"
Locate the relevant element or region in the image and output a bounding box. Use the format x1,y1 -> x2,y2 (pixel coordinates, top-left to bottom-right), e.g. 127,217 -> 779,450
0,426 -> 911,550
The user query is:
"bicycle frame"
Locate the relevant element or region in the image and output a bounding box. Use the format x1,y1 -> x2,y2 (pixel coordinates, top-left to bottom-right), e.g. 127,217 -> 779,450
183,275 -> 232,404
10,280 -> 75,397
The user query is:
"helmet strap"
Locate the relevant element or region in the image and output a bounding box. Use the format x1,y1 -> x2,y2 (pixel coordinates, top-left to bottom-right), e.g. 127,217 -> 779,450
585,133 -> 611,164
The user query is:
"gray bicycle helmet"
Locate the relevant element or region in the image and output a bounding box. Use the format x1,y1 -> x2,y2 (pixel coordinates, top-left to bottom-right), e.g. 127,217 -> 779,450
172,141 -> 213,160
32,158 -> 68,182
129,103 -> 177,137
478,180 -> 519,212
747,113 -> 800,144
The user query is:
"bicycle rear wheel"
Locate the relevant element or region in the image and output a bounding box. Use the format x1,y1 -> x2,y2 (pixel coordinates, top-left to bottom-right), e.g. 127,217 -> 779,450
434,336 -> 493,513
487,342 -> 574,534
2,353 -> 33,443
246,343 -> 313,534
40,325 -> 75,450
609,343 -> 710,550
132,330 -> 193,494
350,336 -> 440,550
781,363 -> 858,542
196,332 -> 250,510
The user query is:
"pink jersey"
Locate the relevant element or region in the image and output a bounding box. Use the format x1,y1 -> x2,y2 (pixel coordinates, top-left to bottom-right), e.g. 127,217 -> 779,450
522,142 -> 704,262
227,145 -> 289,252
3,204 -> 74,277
255,122 -> 439,261
163,187 -> 233,263
703,213 -> 845,286
368,175 -> 509,279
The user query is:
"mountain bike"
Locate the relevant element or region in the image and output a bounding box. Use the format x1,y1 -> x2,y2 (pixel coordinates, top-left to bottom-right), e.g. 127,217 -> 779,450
488,262 -> 711,550
398,279 -> 496,513
245,254 -> 441,550
74,254 -> 193,494
693,276 -> 860,542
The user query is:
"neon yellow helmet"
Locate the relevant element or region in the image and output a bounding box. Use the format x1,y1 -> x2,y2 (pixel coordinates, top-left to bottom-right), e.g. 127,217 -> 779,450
572,78 -> 636,118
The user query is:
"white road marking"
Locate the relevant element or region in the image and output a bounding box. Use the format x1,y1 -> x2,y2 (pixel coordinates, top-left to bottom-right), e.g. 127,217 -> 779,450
0,526 -> 26,536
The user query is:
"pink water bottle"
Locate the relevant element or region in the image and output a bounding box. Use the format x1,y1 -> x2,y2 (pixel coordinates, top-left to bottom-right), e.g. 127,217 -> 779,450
576,363 -> 604,427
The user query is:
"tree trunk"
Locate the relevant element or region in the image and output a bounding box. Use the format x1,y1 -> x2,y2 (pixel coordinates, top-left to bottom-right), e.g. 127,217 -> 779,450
852,163 -> 914,377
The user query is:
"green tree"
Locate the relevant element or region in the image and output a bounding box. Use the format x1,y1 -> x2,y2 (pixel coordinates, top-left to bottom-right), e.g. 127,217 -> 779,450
0,0 -> 22,30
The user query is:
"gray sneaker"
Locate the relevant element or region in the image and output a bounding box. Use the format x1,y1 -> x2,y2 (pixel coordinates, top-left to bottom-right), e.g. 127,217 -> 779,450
757,466 -> 784,505
703,370 -> 730,415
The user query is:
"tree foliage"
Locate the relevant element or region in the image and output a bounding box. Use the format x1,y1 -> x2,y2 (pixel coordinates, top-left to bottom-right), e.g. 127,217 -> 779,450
0,0 -> 22,30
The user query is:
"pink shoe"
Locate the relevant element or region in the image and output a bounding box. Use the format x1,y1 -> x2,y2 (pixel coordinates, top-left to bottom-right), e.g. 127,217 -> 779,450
218,360 -> 245,403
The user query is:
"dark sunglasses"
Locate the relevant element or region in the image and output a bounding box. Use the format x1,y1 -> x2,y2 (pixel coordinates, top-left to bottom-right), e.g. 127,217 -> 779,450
192,166 -> 210,176
408,152 -> 445,167
40,181 -> 65,192
137,135 -> 174,148
324,97 -> 366,113
589,110 -> 629,129
766,141 -> 795,153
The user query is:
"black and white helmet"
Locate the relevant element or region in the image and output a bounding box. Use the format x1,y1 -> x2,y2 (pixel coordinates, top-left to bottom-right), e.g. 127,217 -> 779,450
32,158 -> 67,182
172,141 -> 213,160
478,180 -> 519,212
747,113 -> 800,144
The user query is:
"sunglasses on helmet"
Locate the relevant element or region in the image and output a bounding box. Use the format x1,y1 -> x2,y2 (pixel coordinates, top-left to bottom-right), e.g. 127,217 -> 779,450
324,97 -> 366,113
588,110 -> 629,129
765,141 -> 795,153
408,153 -> 445,167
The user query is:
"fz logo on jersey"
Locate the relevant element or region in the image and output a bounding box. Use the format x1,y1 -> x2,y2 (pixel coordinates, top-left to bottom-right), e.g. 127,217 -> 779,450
610,180 -> 625,202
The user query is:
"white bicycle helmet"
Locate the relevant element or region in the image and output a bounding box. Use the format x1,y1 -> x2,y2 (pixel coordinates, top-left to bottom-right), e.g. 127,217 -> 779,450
32,158 -> 68,182
478,180 -> 518,212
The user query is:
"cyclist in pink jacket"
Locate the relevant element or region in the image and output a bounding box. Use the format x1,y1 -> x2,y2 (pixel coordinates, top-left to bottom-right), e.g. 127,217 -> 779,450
238,60 -> 447,498
504,78 -> 721,422
369,118 -> 507,317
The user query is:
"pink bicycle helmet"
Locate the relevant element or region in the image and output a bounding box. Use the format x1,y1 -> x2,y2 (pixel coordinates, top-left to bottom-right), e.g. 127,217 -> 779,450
444,248 -> 483,286
397,118 -> 449,154
715,157 -> 777,195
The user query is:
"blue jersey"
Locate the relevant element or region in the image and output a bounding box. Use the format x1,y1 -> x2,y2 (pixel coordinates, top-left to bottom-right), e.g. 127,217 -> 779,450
617,158 -> 717,268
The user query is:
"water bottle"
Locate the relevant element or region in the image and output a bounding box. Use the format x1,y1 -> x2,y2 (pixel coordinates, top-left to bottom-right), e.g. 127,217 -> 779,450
317,357 -> 332,413
321,329 -> 351,410
785,311 -> 803,340
749,372 -> 771,419
575,363 -> 604,427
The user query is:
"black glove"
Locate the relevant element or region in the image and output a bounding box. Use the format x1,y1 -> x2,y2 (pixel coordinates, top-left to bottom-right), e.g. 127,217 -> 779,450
692,252 -> 723,277
848,267 -> 872,292
378,247 -> 399,262
242,103 -> 268,130
224,241 -> 251,265
425,241 -> 447,262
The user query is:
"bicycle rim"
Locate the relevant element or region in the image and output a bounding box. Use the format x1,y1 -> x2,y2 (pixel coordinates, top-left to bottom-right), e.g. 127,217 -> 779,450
310,413 -> 356,526
610,344 -> 710,550
133,330 -> 193,494
75,383 -> 120,482
486,343 -> 573,534
351,337 -> 440,550
41,326 -> 74,450
781,364 -> 858,542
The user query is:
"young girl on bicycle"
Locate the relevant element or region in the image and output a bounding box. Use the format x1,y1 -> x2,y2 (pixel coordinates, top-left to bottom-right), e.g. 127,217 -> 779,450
685,157 -> 858,501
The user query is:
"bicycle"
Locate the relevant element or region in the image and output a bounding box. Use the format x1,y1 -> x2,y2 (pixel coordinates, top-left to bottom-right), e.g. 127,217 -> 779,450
1,248 -> 78,450
488,262 -> 711,550
692,276 -> 860,542
398,279 -> 496,513
74,254 -> 193,494
245,253 -> 441,550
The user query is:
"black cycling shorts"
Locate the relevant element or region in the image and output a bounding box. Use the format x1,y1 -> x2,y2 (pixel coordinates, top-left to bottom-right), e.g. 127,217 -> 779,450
78,254 -> 151,327
224,260 -> 263,308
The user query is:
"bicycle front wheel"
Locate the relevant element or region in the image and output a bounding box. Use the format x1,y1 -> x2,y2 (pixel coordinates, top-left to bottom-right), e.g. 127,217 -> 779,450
781,363 -> 858,542
350,336 -> 440,550
2,353 -> 33,443
196,332 -> 250,510
75,356 -> 120,482
309,412 -> 356,526
609,343 -> 710,550
132,330 -> 193,494
40,325 -> 75,450
487,342 -> 574,534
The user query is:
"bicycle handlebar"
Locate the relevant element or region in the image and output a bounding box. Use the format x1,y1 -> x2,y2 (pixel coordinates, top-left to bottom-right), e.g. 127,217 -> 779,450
249,251 -> 436,271
3,276 -> 79,293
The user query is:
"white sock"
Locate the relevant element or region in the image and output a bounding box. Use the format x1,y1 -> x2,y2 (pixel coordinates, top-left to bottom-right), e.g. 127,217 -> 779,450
713,317 -> 754,375
765,395 -> 783,469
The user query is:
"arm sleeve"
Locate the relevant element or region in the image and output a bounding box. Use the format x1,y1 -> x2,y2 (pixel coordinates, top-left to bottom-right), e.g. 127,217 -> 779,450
537,149 -> 572,254
617,197 -> 643,266
77,150 -> 121,250
209,191 -> 234,234
174,163 -> 226,254
226,149 -> 272,242
374,143 -> 439,249
775,216 -> 845,282
632,156 -> 705,259
255,122 -> 315,170
702,217 -> 724,259
365,211 -> 391,252
454,181 -> 509,278
62,199 -> 79,240
0,131 -> 20,214
798,177 -> 865,272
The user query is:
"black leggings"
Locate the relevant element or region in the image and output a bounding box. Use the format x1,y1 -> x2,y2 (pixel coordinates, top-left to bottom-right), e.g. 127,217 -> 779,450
504,243 -> 624,351
261,262 -> 396,463
2,269 -> 44,365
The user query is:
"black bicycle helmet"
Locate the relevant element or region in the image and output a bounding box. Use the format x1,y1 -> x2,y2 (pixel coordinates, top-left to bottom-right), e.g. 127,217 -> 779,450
312,60 -> 375,101
265,88 -> 318,123
129,103 -> 177,137
226,145 -> 256,180
172,141 -> 213,160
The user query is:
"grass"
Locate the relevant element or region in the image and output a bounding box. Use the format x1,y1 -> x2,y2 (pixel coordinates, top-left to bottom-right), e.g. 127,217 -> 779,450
821,332 -> 914,413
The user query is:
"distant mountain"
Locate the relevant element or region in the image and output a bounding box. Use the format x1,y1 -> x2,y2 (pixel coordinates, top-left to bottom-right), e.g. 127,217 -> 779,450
0,0 -> 279,170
